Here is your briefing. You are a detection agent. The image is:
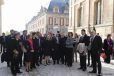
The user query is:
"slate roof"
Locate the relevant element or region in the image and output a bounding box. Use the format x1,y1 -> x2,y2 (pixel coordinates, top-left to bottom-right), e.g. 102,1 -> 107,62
26,0 -> 69,26
47,0 -> 69,14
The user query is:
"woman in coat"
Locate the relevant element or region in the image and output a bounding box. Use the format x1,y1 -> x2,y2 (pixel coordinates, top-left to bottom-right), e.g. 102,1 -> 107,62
24,34 -> 34,72
73,33 -> 79,62
43,34 -> 54,65
66,32 -> 74,67
103,34 -> 113,63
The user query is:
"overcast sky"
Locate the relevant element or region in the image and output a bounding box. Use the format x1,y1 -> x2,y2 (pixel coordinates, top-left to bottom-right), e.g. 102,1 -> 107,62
2,0 -> 51,32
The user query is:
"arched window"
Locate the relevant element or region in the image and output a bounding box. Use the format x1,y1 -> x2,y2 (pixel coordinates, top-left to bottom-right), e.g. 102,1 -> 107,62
53,6 -> 59,13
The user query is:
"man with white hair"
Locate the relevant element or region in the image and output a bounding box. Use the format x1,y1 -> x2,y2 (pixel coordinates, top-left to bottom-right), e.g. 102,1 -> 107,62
89,29 -> 102,76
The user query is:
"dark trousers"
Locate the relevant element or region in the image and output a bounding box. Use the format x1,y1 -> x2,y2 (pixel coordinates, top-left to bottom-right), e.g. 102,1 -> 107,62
11,56 -> 20,75
91,53 -> 102,74
1,44 -> 5,53
53,44 -> 60,64
34,51 -> 39,65
19,53 -> 23,67
6,50 -> 12,67
80,55 -> 86,70
52,50 -> 58,64
60,46 -> 66,64
39,49 -> 43,64
56,50 -> 60,64
88,50 -> 91,65
66,48 -> 73,67
0,44 -> 3,52
52,45 -> 60,64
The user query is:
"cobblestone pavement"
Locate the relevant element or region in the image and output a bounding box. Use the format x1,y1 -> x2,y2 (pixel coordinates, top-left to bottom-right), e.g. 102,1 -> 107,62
0,62 -> 114,76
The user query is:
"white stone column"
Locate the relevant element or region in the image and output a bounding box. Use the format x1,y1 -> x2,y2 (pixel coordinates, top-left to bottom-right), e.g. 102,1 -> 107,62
0,6 -> 2,35
113,0 -> 114,34
0,0 -> 3,35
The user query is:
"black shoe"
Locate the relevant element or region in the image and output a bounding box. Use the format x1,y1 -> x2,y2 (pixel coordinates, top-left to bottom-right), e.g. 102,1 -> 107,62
53,61 -> 56,65
40,62 -> 42,64
12,73 -> 16,76
53,62 -> 55,65
44,64 -> 47,66
7,64 -> 10,67
82,69 -> 86,71
33,66 -> 36,69
20,65 -> 22,68
97,74 -> 102,76
89,65 -> 93,67
77,67 -> 82,70
26,69 -> 29,72
57,61 -> 59,64
87,64 -> 90,66
36,63 -> 40,66
68,65 -> 72,67
17,71 -> 22,74
89,71 -> 96,73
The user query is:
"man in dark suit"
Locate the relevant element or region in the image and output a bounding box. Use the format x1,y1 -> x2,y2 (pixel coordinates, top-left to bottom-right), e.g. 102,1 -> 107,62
89,30 -> 102,76
11,33 -> 22,76
20,30 -> 28,67
36,32 -> 44,64
78,29 -> 90,71
6,30 -> 15,67
59,34 -> 67,64
20,30 -> 27,43
0,33 -> 6,53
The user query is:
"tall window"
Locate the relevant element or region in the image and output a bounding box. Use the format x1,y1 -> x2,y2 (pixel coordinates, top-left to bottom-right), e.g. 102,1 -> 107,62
66,19 -> 69,26
78,7 -> 83,27
60,18 -> 64,26
49,17 -> 53,25
95,0 -> 102,25
54,18 -> 58,25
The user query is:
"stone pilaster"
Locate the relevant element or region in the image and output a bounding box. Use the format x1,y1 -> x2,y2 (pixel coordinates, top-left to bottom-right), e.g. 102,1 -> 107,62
0,0 -> 4,35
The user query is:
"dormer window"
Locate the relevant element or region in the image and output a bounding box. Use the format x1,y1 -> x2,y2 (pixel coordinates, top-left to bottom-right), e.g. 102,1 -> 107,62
64,6 -> 69,13
53,6 -> 59,13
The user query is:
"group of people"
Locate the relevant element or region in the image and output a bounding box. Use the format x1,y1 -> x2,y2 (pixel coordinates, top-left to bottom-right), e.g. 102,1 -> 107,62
0,28 -> 114,76
74,28 -> 114,76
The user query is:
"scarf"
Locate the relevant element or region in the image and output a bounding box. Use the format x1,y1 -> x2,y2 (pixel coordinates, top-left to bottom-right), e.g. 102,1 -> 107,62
28,39 -> 33,50
107,39 -> 113,50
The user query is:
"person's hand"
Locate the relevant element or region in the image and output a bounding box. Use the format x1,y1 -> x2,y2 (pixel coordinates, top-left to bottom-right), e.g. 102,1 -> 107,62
31,50 -> 34,52
112,47 -> 114,52
13,50 -> 19,55
52,48 -> 54,51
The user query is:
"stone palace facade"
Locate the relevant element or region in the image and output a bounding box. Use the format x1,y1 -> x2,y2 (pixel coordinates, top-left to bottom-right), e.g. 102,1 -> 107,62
26,0 -> 69,35
69,0 -> 114,39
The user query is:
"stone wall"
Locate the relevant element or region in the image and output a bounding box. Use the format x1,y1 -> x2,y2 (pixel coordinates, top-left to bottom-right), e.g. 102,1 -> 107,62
69,0 -> 114,38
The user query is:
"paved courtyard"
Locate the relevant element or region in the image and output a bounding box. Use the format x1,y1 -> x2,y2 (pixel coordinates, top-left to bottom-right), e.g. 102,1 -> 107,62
0,62 -> 114,76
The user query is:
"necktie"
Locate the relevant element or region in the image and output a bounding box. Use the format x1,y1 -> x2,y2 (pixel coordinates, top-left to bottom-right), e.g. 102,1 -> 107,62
91,37 -> 94,43
24,36 -> 26,40
39,38 -> 40,47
